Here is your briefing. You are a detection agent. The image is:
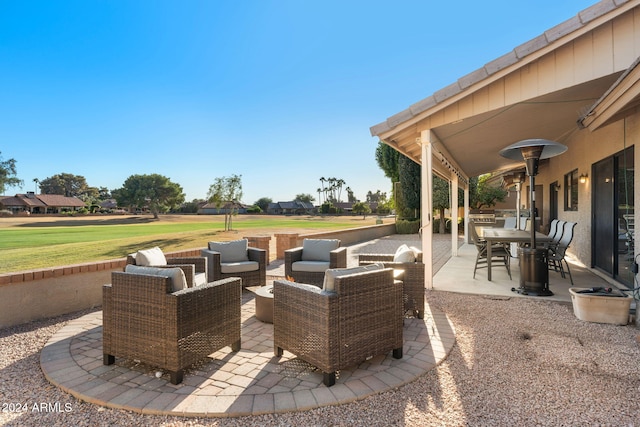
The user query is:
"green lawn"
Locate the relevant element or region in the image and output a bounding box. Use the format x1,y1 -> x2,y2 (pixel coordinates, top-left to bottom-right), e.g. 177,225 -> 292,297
0,215 -> 379,273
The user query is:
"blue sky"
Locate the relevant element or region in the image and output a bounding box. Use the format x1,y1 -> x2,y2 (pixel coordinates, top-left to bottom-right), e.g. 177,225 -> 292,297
1,0 -> 596,205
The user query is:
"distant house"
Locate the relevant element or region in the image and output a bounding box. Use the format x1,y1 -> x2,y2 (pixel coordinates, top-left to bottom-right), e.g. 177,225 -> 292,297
198,201 -> 249,215
100,199 -> 119,210
0,192 -> 86,214
267,201 -> 315,215
333,202 -> 379,213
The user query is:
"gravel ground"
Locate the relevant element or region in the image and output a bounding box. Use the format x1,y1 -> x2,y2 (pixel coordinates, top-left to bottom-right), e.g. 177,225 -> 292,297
1,291 -> 639,427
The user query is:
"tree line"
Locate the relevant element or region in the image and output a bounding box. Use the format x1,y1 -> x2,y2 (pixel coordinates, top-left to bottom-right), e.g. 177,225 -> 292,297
1,147 -> 506,230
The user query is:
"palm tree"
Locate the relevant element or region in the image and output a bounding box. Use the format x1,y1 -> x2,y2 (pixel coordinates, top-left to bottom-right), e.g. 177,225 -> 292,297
33,178 -> 39,194
319,177 -> 326,203
335,179 -> 345,202
317,188 -> 322,205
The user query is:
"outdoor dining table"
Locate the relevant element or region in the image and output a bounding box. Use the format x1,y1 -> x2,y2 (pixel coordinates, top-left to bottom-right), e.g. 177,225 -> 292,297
479,227 -> 552,281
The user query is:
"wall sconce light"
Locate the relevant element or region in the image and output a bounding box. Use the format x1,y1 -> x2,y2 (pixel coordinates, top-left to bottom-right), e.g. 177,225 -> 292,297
579,173 -> 588,184
554,183 -> 561,191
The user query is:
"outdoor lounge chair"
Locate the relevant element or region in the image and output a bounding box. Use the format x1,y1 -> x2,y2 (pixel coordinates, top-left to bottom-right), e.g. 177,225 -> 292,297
201,239 -> 266,287
358,244 -> 425,319
284,238 -> 347,286
273,266 -> 403,387
102,269 -> 242,385
126,246 -> 208,287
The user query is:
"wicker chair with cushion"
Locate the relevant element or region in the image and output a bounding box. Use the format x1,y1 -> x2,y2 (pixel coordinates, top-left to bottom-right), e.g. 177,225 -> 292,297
358,244 -> 425,319
201,239 -> 266,287
103,268 -> 242,385
273,265 -> 403,387
284,238 -> 347,286
126,246 -> 208,287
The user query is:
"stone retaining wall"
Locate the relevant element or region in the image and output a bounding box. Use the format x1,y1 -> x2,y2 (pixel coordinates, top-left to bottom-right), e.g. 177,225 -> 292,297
0,223 -> 396,328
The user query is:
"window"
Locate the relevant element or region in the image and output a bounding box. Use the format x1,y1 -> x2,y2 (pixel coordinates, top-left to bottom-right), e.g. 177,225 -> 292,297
564,169 -> 578,211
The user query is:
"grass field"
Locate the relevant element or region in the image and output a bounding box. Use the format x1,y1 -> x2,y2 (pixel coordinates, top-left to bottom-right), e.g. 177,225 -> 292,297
0,214 -> 384,273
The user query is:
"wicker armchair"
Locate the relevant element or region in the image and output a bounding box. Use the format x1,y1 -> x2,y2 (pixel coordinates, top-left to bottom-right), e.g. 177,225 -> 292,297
127,247 -> 208,287
358,250 -> 425,319
284,239 -> 347,286
103,272 -> 242,385
201,239 -> 266,287
273,268 -> 403,387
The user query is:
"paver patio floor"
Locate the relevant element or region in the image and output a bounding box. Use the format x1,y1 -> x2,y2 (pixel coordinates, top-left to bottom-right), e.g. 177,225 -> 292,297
40,289 -> 455,417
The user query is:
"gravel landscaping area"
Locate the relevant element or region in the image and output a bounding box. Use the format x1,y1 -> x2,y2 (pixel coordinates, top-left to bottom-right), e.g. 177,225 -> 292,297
1,290 -> 639,427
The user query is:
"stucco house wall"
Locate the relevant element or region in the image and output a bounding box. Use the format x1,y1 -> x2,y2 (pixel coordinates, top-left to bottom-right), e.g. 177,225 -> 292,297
536,108 -> 640,268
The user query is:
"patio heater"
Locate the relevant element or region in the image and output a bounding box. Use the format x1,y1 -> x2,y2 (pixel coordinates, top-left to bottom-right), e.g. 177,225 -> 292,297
499,139 -> 567,296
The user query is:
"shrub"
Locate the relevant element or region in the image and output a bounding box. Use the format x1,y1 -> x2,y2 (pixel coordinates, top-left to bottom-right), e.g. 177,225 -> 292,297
246,205 -> 262,213
396,219 -> 420,234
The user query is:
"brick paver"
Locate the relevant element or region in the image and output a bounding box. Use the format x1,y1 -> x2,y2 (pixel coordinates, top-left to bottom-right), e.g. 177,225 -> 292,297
40,234 -> 457,418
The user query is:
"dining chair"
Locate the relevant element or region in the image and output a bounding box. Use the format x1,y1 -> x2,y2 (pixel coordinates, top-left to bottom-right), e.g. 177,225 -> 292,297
470,221 -> 512,279
548,221 -> 576,285
503,217 -> 517,228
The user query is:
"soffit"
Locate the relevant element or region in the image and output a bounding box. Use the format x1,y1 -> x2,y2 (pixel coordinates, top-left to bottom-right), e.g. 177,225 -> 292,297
385,74 -> 621,177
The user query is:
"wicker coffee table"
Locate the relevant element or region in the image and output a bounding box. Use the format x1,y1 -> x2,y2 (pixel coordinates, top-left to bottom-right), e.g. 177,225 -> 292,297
254,284 -> 274,323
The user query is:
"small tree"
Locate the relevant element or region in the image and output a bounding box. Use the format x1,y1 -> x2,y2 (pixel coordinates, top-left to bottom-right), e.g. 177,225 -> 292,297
346,187 -> 357,203
352,202 -> 371,219
207,174 -> 243,231
113,174 -> 185,219
254,197 -> 272,212
432,175 -> 450,234
471,174 -> 507,209
0,152 -> 23,195
294,193 -> 315,204
398,155 -> 421,219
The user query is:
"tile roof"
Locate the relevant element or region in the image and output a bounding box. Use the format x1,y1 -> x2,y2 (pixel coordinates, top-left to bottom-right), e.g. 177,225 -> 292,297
370,0 -> 628,137
0,194 -> 85,208
36,194 -> 86,207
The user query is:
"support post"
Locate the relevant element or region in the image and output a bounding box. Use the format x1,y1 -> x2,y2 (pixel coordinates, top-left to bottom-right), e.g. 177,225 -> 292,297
421,130 -> 434,290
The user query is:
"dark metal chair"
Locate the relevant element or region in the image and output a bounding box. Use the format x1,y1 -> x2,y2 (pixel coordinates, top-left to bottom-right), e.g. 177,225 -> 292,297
548,221 -> 577,285
470,221 -> 512,279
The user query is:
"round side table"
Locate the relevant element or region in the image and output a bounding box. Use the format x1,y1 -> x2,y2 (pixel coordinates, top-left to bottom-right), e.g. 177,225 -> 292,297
254,284 -> 274,323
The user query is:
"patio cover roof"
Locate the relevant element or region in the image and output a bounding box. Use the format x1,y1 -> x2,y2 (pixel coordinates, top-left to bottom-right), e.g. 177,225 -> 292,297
579,55 -> 640,130
370,0 -> 636,182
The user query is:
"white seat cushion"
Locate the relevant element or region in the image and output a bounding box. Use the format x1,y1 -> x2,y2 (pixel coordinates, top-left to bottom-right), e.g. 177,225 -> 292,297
208,240 -> 249,263
323,262 -> 385,291
393,244 -> 416,263
221,261 -> 259,274
291,260 -> 330,272
194,272 -> 207,286
135,246 -> 167,266
124,264 -> 187,292
301,239 -> 340,262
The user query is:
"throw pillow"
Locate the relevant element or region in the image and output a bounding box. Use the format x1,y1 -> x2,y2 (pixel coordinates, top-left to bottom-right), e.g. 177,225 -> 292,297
322,262 -> 384,292
410,246 -> 423,261
208,240 -> 249,263
124,264 -> 187,292
135,247 -> 167,266
301,239 -> 340,262
393,244 -> 415,263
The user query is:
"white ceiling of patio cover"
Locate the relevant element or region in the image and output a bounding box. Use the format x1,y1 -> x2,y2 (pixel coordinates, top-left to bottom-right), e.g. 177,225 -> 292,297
417,74 -> 620,178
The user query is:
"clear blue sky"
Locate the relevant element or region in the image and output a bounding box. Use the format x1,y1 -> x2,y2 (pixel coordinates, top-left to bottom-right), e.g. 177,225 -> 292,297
1,0 -> 596,205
